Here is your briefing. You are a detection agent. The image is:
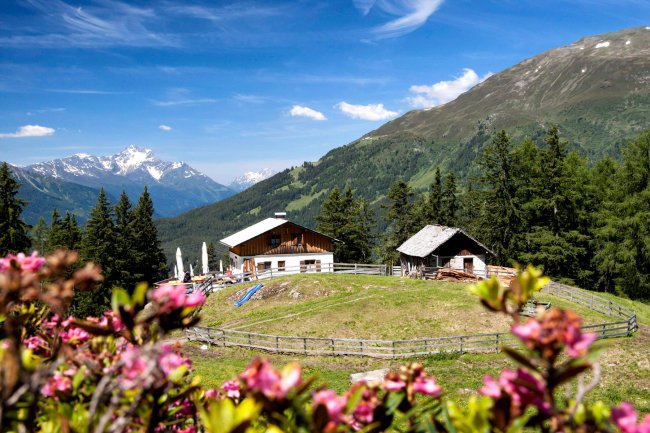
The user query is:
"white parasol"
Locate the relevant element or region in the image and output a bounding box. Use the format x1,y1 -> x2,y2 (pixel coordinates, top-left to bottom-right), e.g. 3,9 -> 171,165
202,242 -> 209,275
176,247 -> 184,277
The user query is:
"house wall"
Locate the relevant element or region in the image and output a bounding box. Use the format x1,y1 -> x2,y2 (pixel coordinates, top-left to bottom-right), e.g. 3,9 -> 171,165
230,222 -> 333,257
229,252 -> 334,275
439,254 -> 487,276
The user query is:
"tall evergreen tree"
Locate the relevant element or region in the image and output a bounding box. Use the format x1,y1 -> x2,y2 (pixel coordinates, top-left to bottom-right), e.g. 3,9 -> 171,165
114,191 -> 136,289
207,241 -> 219,272
477,130 -> 518,264
46,209 -> 65,252
380,179 -> 414,264
31,216 -> 48,254
428,168 -> 443,223
75,188 -> 117,317
61,212 -> 82,250
440,172 -> 458,226
131,187 -> 168,286
0,162 -> 31,255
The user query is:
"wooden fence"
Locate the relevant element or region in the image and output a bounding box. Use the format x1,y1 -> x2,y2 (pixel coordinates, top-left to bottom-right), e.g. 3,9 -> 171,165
186,280 -> 638,358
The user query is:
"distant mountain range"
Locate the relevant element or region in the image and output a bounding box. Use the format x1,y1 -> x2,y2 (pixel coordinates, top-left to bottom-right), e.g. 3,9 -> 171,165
10,146 -> 275,225
156,27 -> 650,265
228,168 -> 277,192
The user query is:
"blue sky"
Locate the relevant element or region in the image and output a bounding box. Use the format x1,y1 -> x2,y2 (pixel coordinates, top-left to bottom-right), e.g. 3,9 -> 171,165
1,0 -> 649,184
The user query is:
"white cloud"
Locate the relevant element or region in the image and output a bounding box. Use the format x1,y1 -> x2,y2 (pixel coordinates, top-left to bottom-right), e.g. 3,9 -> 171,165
289,105 -> 327,121
355,0 -> 444,39
335,101 -> 398,121
159,124 -> 172,131
0,125 -> 55,138
152,98 -> 217,107
406,68 -> 492,108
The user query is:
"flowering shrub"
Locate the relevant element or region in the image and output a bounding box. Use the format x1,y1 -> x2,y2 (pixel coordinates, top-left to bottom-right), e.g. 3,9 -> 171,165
0,252 -> 647,432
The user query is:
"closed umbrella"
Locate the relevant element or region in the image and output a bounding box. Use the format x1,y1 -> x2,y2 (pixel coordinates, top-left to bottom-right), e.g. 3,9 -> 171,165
202,242 -> 209,275
174,264 -> 178,279
219,260 -> 223,273
190,263 -> 194,277
176,247 -> 184,278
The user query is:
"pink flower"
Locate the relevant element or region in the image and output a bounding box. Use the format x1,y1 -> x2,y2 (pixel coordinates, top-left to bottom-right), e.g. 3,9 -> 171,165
60,326 -> 90,345
564,326 -> 597,358
353,402 -> 374,424
382,372 -> 406,391
0,251 -> 46,272
413,376 -> 442,397
23,335 -> 46,351
158,344 -> 191,376
221,380 -> 240,399
511,319 -> 542,341
479,375 -> 501,398
175,426 -> 196,433
240,358 -> 301,400
611,402 -> 650,433
120,347 -> 149,388
313,389 -> 348,424
41,372 -> 72,397
205,388 -> 219,399
149,284 -> 205,313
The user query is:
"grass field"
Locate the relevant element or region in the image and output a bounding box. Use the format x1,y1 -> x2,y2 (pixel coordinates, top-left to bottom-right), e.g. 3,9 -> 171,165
187,274 -> 650,414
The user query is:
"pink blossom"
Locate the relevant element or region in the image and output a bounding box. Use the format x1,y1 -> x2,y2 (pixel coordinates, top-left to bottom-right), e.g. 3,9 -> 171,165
41,372 -> 72,397
413,376 -> 442,397
353,402 -> 374,424
60,326 -> 90,345
313,389 -> 348,423
0,251 -> 46,272
221,380 -> 240,399
240,358 -> 301,400
120,347 -> 149,388
175,427 -> 196,433
382,373 -> 406,391
611,402 -> 650,433
149,284 -> 205,313
511,319 -> 542,341
479,375 -> 501,398
205,388 -> 219,399
158,345 -> 190,376
564,326 -> 597,358
23,335 -> 46,351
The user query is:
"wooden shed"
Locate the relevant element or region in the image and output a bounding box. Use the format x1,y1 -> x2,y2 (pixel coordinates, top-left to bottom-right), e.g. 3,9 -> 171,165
397,225 -> 493,277
220,214 -> 336,275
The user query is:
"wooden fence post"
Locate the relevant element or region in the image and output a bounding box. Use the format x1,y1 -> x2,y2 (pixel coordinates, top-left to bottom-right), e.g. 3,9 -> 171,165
276,336 -> 279,352
303,338 -> 307,355
331,339 -> 335,354
495,334 -> 499,353
459,337 -> 464,354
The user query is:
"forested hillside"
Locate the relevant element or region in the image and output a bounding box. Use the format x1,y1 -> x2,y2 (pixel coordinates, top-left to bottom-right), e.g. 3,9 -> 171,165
157,27 -> 650,269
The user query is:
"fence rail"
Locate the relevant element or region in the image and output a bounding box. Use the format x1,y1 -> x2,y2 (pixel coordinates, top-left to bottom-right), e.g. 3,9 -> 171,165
186,278 -> 638,358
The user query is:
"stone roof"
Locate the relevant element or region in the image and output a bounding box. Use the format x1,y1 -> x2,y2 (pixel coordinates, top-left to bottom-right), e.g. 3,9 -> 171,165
397,225 -> 493,258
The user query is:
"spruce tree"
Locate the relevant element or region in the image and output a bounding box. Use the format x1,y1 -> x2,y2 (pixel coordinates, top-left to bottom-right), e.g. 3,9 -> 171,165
31,216 -> 48,254
440,172 -> 458,226
46,209 -> 65,252
76,188 -> 117,317
61,212 -> 82,250
131,187 -> 168,286
0,162 -> 31,255
114,191 -> 136,289
207,241 -> 219,272
380,179 -> 414,264
477,130 -> 519,264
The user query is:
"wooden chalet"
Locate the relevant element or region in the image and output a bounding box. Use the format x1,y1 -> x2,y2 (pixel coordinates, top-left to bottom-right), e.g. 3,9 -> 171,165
397,225 -> 493,277
220,213 -> 336,275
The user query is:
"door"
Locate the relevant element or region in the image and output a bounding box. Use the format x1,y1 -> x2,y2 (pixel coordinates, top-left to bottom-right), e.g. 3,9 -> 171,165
463,258 -> 474,274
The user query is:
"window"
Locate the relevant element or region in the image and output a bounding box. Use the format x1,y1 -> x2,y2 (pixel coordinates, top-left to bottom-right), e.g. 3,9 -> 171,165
292,232 -> 303,246
278,261 -> 285,271
257,261 -> 271,271
270,234 -> 281,247
300,259 -> 321,272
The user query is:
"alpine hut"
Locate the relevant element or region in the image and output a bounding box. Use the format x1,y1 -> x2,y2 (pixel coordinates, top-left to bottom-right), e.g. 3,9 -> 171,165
397,225 -> 493,277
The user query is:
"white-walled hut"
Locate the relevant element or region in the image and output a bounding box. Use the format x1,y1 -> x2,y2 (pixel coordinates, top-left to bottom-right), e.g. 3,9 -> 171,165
220,213 -> 337,275
397,225 -> 493,277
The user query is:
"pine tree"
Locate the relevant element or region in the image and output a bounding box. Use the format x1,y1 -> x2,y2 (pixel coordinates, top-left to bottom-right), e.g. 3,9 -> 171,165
428,168 -> 443,223
131,187 -> 168,286
114,191 -> 136,289
47,209 -> 65,252
31,217 -> 48,254
74,188 -> 117,317
380,179 -> 414,264
440,172 -> 458,226
0,162 -> 31,255
207,241 -> 219,271
477,130 -> 519,264
61,212 -> 82,250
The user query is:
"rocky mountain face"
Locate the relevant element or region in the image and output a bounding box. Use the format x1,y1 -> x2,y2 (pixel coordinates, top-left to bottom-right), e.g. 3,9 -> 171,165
154,27 -> 650,262
20,146 -> 234,220
228,168 -> 277,192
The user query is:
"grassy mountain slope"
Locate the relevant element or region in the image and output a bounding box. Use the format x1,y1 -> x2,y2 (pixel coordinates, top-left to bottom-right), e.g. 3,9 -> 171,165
158,27 -> 650,267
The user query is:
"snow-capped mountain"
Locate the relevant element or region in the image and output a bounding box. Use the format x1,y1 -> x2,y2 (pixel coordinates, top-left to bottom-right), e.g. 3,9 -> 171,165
228,168 -> 277,192
24,146 -> 235,217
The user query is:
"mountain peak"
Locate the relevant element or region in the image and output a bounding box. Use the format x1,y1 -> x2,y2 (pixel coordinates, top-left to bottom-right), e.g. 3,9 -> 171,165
229,168 -> 277,192
114,145 -> 157,175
